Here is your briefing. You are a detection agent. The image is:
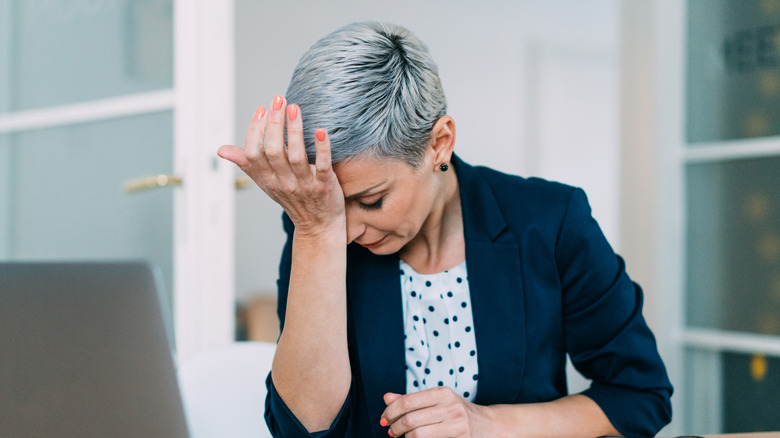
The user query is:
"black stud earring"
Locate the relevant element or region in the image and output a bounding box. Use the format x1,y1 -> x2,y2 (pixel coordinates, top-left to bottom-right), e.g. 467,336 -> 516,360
439,163 -> 449,172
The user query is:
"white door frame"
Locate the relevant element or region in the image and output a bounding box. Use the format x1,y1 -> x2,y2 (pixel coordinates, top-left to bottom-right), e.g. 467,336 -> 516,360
619,1 -> 685,434
173,0 -> 236,361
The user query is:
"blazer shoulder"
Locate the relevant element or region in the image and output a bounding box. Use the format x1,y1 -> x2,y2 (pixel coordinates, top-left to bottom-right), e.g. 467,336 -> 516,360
471,164 -> 579,216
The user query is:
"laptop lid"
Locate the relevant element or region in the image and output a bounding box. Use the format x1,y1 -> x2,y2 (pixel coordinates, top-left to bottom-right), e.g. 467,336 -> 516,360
0,262 -> 190,438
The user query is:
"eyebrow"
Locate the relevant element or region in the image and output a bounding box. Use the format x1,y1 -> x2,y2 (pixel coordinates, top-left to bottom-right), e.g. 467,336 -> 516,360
343,181 -> 387,200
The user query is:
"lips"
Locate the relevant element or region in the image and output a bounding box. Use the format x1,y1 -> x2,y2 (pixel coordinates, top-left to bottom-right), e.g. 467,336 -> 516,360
359,236 -> 386,248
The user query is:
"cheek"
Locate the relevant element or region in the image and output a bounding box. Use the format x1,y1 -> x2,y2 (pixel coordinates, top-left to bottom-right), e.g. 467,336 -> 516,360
371,210 -> 412,232
383,190 -> 432,232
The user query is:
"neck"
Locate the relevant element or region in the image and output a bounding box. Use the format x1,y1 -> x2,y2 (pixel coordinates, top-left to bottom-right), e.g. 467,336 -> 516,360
400,169 -> 464,274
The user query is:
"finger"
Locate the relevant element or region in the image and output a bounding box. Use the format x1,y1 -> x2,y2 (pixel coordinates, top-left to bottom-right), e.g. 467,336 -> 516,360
380,392 -> 403,428
384,392 -> 403,406
217,144 -> 250,169
264,95 -> 294,175
381,389 -> 441,425
285,104 -> 310,182
387,404 -> 450,438
244,105 -> 268,162
314,128 -> 333,181
400,420 -> 461,438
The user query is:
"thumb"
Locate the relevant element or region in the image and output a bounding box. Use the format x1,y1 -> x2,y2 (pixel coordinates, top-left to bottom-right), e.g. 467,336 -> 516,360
217,144 -> 249,168
383,392 -> 402,405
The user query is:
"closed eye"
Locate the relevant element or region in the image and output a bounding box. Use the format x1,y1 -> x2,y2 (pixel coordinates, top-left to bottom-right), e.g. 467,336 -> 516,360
359,197 -> 383,211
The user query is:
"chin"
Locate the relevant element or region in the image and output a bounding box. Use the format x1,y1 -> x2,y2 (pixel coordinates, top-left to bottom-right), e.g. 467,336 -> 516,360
365,245 -> 400,256
364,237 -> 407,256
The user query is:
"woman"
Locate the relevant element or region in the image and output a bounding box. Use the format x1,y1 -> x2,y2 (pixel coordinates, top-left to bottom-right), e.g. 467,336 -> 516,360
219,22 -> 672,438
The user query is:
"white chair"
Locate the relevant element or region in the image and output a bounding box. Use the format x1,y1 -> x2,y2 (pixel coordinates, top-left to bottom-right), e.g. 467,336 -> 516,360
178,342 -> 276,438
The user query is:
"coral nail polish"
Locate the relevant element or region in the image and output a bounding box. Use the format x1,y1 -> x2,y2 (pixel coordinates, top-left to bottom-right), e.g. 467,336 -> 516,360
315,129 -> 326,142
253,106 -> 265,120
380,417 -> 388,427
388,429 -> 394,437
287,105 -> 298,121
273,95 -> 283,111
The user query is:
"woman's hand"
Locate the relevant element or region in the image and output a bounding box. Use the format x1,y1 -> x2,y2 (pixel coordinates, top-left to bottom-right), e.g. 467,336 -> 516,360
217,96 -> 346,237
381,388 -> 503,438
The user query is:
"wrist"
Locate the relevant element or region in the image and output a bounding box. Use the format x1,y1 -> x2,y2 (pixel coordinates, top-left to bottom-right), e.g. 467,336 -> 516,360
293,219 -> 347,243
483,404 -> 520,438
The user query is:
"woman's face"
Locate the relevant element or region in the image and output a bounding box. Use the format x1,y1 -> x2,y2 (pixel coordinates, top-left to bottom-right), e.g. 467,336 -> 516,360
334,154 -> 440,255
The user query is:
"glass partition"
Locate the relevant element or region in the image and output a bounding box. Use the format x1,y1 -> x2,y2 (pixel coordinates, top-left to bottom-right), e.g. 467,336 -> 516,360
1,0 -> 172,113
0,111 -> 175,305
686,156 -> 780,336
687,0 -> 780,143
684,347 -> 780,433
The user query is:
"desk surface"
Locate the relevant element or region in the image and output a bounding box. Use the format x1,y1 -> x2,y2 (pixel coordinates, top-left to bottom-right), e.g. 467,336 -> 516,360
687,433 -> 780,438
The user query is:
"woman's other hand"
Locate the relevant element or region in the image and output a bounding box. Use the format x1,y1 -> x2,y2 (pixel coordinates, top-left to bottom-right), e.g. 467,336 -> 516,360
380,388 -> 503,438
218,95 -> 346,237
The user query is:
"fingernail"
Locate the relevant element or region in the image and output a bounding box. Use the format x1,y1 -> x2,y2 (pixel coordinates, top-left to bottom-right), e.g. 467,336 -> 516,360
253,106 -> 265,120
379,417 -> 388,427
388,429 -> 394,437
273,95 -> 283,111
315,129 -> 326,142
287,104 -> 298,121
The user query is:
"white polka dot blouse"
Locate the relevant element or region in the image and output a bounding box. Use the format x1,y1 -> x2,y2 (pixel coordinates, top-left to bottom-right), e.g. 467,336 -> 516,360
399,259 -> 478,402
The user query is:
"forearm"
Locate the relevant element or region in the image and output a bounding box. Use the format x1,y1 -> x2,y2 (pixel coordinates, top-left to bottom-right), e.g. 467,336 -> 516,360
271,226 -> 350,432
489,394 -> 619,438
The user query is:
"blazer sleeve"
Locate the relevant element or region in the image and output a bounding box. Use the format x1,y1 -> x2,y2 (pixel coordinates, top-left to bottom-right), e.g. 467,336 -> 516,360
264,213 -> 355,438
555,188 -> 673,438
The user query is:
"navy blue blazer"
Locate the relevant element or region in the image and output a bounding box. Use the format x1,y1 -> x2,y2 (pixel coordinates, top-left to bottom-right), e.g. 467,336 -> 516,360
265,155 -> 672,438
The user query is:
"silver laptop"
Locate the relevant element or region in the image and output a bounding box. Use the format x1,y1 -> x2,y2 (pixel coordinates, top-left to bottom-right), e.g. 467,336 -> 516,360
0,262 -> 190,438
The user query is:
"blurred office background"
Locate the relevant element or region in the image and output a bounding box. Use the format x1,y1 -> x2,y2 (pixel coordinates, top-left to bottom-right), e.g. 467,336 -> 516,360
1,0 -> 779,435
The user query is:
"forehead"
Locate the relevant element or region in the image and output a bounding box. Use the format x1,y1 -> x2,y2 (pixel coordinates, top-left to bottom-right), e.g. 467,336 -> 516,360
334,157 -> 417,194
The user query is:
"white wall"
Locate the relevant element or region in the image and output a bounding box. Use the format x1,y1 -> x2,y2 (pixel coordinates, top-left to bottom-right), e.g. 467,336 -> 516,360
233,0 -> 620,300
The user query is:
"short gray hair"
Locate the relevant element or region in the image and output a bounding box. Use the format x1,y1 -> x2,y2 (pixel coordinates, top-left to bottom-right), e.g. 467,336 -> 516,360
286,21 -> 447,167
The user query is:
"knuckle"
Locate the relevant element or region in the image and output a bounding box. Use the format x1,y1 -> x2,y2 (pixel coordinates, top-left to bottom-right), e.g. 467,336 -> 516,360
448,402 -> 466,418
264,147 -> 283,160
267,117 -> 284,128
401,412 -> 416,428
279,180 -> 297,194
288,152 -> 306,166
245,148 -> 261,161
314,184 -> 329,195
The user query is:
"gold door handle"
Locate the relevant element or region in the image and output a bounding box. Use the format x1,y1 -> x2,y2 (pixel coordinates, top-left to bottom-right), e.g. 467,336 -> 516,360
124,174 -> 183,193
235,176 -> 252,190
125,175 -> 252,193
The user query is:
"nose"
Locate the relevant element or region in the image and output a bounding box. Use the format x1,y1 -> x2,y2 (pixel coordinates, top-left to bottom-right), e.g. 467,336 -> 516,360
345,208 -> 365,244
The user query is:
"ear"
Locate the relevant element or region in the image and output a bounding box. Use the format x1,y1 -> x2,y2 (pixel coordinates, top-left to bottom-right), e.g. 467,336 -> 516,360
428,115 -> 456,168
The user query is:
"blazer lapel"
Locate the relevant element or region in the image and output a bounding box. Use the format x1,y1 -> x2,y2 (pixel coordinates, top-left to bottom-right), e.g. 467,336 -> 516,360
466,240 -> 526,404
453,155 -> 527,404
346,246 -> 406,438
